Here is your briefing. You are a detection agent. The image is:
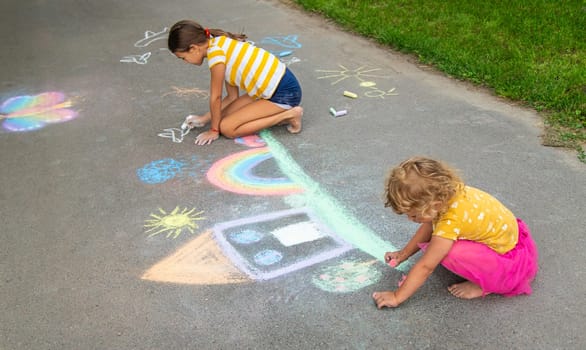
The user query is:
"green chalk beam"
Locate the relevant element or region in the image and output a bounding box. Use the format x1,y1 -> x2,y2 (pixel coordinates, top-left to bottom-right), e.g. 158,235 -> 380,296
261,130 -> 406,270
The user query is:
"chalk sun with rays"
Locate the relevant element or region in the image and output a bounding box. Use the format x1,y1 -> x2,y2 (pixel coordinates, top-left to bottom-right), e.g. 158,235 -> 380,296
316,64 -> 389,85
144,206 -> 205,239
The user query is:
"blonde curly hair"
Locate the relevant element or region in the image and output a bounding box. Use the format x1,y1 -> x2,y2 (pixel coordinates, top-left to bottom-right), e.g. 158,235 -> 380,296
384,157 -> 464,220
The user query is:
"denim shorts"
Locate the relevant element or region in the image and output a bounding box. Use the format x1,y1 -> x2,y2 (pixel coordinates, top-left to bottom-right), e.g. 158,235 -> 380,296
268,68 -> 302,109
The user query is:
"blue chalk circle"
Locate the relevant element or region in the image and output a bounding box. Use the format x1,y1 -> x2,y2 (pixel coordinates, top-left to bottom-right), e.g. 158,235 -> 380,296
254,249 -> 283,266
136,158 -> 185,184
229,229 -> 264,245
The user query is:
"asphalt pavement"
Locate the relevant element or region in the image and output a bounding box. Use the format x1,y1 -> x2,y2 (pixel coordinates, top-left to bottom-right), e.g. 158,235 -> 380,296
1,0 -> 585,349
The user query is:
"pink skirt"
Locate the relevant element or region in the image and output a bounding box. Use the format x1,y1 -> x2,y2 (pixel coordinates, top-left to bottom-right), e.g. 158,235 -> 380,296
419,219 -> 538,297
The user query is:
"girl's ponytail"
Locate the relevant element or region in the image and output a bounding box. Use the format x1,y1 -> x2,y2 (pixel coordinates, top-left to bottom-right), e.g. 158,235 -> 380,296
208,28 -> 247,42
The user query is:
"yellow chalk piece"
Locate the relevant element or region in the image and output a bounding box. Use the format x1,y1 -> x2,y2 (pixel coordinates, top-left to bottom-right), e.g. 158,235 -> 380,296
343,91 -> 358,98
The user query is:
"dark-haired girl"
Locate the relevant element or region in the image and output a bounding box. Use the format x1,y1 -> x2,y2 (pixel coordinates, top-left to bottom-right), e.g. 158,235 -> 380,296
168,20 -> 303,145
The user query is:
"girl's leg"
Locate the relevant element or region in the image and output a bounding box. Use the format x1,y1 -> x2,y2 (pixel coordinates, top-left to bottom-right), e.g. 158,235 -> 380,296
441,240 -> 495,299
187,94 -> 253,128
418,240 -> 501,299
219,99 -> 303,138
221,94 -> 256,115
447,281 -> 485,299
420,219 -> 538,299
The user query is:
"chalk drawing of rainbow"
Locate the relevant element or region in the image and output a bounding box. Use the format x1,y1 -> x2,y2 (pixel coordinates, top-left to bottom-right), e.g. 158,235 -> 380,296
206,147 -> 303,196
0,92 -> 78,132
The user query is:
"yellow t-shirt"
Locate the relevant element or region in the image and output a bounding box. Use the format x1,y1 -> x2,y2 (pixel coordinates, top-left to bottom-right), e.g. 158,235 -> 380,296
433,186 -> 518,254
207,36 -> 286,99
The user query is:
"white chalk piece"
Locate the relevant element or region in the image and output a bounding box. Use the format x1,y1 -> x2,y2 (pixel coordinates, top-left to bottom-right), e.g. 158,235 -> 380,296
343,90 -> 358,98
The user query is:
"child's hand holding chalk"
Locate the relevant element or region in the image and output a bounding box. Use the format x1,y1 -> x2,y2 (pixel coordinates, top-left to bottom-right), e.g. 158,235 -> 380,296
384,252 -> 402,268
183,114 -> 207,129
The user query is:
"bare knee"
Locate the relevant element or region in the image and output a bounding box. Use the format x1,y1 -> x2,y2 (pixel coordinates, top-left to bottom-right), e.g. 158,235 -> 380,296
218,122 -> 237,139
221,131 -> 236,139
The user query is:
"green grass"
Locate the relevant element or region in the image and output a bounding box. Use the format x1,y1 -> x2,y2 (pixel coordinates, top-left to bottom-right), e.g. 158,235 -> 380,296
293,0 -> 586,160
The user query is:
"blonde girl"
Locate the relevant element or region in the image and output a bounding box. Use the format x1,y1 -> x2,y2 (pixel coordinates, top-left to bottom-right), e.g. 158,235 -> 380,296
373,157 -> 538,308
168,20 -> 303,145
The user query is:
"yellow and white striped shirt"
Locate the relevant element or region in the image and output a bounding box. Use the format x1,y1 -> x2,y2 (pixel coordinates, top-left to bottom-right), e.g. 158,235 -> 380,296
207,36 -> 286,99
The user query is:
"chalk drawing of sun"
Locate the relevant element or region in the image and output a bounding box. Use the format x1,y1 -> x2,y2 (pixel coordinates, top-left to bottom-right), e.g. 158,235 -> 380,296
144,207 -> 205,239
316,65 -> 389,85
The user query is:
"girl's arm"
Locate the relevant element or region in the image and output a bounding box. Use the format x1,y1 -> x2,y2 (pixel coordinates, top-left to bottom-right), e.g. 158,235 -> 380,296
374,235 -> 454,308
187,81 -> 238,129
387,222 -> 433,264
394,236 -> 453,303
208,63 -> 225,131
194,63 -> 225,145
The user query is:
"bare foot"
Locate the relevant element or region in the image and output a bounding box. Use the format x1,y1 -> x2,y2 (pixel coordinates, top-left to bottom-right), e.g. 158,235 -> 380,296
286,106 -> 303,134
447,281 -> 486,299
